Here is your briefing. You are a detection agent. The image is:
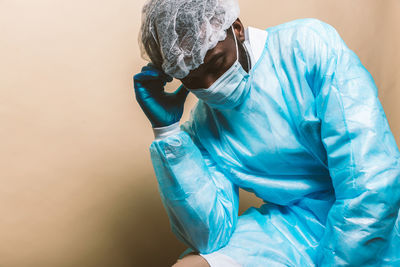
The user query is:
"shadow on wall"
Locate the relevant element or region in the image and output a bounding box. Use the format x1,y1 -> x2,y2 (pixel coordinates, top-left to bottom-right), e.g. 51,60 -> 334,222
103,175 -> 263,267
104,172 -> 187,267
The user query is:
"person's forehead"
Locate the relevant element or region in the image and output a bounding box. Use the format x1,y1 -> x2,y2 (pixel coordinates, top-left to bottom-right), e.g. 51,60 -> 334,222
203,33 -> 232,63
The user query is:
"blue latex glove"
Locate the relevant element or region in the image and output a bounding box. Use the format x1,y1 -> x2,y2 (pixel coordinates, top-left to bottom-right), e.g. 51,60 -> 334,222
134,64 -> 189,128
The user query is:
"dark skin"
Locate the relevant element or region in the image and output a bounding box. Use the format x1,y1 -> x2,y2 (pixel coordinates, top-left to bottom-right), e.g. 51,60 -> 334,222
180,18 -> 250,90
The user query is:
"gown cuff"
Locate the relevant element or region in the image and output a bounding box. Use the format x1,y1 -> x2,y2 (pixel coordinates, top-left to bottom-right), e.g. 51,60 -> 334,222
200,252 -> 242,267
152,121 -> 182,140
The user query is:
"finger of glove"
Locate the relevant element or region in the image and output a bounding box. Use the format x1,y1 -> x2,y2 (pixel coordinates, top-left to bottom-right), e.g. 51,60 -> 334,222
134,70 -> 166,83
142,62 -> 159,72
134,72 -> 167,92
134,82 -> 160,104
136,96 -> 166,126
142,63 -> 172,79
141,64 -> 173,83
134,79 -> 167,106
134,75 -> 159,98
134,73 -> 173,95
134,84 -> 164,114
174,85 -> 189,102
143,80 -> 170,96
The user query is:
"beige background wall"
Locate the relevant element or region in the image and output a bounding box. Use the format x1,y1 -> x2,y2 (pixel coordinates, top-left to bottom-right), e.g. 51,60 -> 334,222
1,0 -> 399,266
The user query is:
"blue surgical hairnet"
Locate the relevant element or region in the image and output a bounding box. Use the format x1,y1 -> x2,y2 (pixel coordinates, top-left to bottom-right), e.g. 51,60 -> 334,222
139,0 -> 240,79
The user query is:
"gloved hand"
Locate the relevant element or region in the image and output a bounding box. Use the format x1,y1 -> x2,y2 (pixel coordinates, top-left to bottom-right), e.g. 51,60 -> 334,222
134,63 -> 189,128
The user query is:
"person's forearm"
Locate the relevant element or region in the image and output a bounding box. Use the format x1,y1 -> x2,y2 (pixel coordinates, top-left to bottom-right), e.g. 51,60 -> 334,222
150,131 -> 239,253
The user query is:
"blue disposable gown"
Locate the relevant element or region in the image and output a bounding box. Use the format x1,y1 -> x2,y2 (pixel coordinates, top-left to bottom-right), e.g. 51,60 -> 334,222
149,19 -> 400,266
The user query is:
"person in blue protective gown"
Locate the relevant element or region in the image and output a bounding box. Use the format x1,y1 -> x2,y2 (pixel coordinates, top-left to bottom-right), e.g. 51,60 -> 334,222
134,0 -> 400,266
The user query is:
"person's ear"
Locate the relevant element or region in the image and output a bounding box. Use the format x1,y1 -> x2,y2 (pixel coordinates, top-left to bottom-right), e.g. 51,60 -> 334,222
232,18 -> 245,43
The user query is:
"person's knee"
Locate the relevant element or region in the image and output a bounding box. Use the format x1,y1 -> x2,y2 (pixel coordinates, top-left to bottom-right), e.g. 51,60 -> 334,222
172,253 -> 210,267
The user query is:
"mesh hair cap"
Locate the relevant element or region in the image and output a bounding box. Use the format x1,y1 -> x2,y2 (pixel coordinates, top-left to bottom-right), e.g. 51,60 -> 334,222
139,0 -> 240,79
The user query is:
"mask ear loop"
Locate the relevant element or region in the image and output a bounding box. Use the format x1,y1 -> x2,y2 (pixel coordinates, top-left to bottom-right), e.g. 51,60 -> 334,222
231,26 -> 251,70
231,26 -> 240,62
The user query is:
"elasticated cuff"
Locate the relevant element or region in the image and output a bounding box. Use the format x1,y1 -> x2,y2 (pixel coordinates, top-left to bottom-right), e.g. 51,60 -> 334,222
152,121 -> 181,140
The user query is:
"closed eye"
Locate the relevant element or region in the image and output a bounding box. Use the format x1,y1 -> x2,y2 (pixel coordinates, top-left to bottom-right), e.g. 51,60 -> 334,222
205,54 -> 225,73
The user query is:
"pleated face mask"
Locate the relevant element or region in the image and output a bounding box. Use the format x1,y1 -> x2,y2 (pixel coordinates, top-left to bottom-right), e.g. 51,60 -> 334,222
188,26 -> 252,109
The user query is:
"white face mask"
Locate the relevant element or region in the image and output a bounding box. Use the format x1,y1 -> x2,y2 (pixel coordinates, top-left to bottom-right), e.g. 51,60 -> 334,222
187,26 -> 252,109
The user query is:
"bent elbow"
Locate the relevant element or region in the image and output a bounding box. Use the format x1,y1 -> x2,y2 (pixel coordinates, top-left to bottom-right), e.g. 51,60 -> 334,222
171,218 -> 236,254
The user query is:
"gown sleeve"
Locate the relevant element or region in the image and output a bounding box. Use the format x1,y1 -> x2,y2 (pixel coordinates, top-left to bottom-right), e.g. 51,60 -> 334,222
149,120 -> 239,254
299,19 -> 400,265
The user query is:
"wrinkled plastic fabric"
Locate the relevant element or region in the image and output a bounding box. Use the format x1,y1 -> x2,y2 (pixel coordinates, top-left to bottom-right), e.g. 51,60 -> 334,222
149,19 -> 400,266
139,0 -> 240,79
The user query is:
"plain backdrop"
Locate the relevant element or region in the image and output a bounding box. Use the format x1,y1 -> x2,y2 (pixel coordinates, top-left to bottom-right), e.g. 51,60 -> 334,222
1,0 -> 399,266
